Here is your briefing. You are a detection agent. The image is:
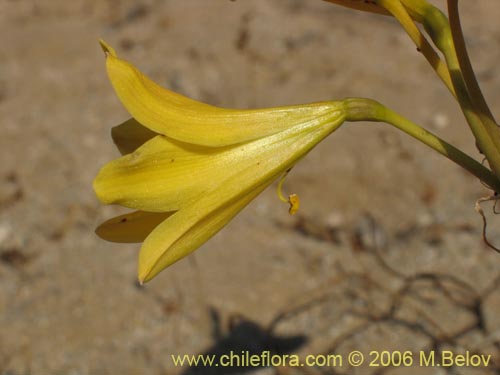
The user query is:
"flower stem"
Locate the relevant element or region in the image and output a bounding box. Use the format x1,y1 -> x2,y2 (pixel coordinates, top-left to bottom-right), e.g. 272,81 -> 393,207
397,0 -> 500,179
342,98 -> 500,192
377,0 -> 456,98
446,0 -> 496,123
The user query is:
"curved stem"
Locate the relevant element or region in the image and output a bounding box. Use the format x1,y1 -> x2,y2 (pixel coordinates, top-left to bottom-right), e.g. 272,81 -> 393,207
343,98 -> 500,192
377,0 -> 456,98
447,0 -> 496,122
418,4 -> 500,178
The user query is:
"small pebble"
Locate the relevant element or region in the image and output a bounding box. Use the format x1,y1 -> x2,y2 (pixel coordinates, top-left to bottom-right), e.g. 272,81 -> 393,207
0,223 -> 12,246
431,113 -> 449,129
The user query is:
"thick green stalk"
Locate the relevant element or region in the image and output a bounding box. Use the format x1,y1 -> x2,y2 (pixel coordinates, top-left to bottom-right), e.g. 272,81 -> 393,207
399,0 -> 500,179
377,0 -> 456,97
342,98 -> 500,192
446,0 -> 496,122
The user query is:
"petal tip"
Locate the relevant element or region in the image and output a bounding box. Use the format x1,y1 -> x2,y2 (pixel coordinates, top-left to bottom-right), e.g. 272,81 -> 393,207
92,174 -> 107,204
138,269 -> 152,284
99,39 -> 117,58
92,172 -> 118,207
94,224 -> 104,240
94,220 -> 113,241
138,253 -> 166,284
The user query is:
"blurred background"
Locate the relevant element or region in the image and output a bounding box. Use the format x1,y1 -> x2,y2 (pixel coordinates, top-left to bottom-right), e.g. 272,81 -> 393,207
1,1 -> 500,374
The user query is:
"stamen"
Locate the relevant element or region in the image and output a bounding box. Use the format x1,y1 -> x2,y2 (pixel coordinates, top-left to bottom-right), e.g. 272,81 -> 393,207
277,169 -> 300,215
288,194 -> 300,215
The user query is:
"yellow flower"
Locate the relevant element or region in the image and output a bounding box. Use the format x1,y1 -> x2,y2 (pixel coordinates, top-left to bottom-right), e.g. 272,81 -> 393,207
94,40 -> 346,283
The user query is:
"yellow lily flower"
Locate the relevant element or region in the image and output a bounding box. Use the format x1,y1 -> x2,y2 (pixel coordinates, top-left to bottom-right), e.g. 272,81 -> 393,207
94,41 -> 347,283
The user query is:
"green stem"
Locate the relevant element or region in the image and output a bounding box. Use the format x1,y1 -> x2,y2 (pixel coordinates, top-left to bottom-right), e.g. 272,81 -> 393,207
377,0 -> 456,97
343,98 -> 500,192
402,0 -> 500,178
446,0 -> 496,122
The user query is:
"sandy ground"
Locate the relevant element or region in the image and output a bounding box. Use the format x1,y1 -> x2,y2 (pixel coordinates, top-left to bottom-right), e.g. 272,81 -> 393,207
1,1 -> 500,374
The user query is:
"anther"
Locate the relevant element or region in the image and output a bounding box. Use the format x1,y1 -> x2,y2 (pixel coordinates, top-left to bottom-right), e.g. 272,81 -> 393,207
277,169 -> 300,215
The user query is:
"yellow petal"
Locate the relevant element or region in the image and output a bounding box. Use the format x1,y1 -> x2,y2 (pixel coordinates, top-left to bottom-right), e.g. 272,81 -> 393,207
111,118 -> 159,155
138,111 -> 346,282
103,44 -> 342,147
96,210 -> 174,243
94,135 -> 224,212
139,181 -> 268,283
99,39 -> 117,57
94,100 -> 344,213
